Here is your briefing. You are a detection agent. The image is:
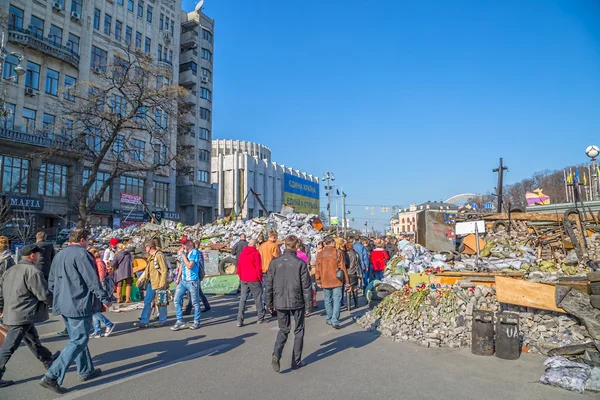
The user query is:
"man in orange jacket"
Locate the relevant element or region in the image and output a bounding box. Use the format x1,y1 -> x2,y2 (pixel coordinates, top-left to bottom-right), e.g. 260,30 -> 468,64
315,237 -> 349,329
259,231 -> 281,316
236,239 -> 265,326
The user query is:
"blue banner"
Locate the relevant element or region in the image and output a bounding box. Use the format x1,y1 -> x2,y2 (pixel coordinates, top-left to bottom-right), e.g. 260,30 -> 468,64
283,174 -> 319,199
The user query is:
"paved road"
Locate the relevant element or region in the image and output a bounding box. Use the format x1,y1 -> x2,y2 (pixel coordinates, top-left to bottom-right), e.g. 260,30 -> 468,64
1,294 -> 593,400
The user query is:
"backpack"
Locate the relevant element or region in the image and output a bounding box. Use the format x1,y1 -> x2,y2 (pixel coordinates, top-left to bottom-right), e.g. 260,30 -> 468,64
0,253 -> 15,278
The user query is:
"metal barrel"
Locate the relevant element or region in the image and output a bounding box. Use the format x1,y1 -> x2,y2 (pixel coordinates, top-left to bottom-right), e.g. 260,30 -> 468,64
471,310 -> 495,356
495,312 -> 520,360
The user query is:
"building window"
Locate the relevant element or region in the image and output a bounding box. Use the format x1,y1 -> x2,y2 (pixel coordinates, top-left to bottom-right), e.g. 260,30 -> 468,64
153,182 -> 168,209
111,95 -> 127,117
197,170 -> 209,183
168,50 -> 173,63
67,33 -> 79,54
25,61 -> 40,90
202,29 -> 213,43
86,127 -> 102,152
91,46 -> 108,70
159,13 -> 164,30
199,107 -> 211,122
120,176 -> 145,197
42,113 -> 55,137
39,163 -> 67,197
200,88 -> 211,101
198,149 -> 210,162
1,104 -> 15,129
71,0 -> 82,15
29,16 -> 44,38
49,25 -> 62,46
135,106 -> 146,122
117,0 -> 124,5
84,169 -> 111,202
127,0 -> 134,12
137,0 -> 144,17
0,155 -> 29,194
201,68 -> 212,81
199,128 -> 210,140
8,5 -> 24,29
130,139 -> 145,161
45,69 -> 59,96
115,20 -> 122,40
157,44 -> 162,60
154,108 -> 167,129
164,17 -> 169,33
170,21 -> 174,35
135,31 -> 142,48
22,108 -> 36,133
3,55 -> 20,83
179,62 -> 197,74
201,48 -> 212,62
61,119 -> 73,137
104,13 -> 112,35
154,144 -> 167,164
144,37 -> 151,53
146,5 -> 153,22
93,8 -> 100,30
125,26 -> 132,44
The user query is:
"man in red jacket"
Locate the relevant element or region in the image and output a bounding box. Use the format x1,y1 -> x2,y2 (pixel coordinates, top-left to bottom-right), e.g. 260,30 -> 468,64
370,245 -> 389,281
236,239 -> 265,327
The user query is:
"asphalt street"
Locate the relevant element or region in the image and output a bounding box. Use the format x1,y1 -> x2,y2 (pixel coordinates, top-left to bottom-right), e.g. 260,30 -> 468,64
1,293 -> 594,400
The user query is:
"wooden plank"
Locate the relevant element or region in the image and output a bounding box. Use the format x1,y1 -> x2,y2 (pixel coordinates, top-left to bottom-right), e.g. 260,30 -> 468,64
496,276 -> 565,313
483,213 -> 590,223
434,271 -> 525,278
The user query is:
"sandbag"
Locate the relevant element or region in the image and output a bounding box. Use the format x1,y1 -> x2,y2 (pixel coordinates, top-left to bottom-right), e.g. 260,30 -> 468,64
539,356 -> 591,394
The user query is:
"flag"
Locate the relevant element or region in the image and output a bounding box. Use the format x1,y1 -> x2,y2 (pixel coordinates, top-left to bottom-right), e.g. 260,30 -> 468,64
565,172 -> 573,184
575,169 -> 580,183
342,191 -> 347,198
336,189 -> 340,196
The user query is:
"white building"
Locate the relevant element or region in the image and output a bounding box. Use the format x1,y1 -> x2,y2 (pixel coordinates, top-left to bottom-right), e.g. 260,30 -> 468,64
390,201 -> 459,236
211,140 -> 318,218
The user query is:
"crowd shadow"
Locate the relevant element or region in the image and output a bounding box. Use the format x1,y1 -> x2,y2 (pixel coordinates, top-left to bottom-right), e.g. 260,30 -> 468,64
301,330 -> 378,367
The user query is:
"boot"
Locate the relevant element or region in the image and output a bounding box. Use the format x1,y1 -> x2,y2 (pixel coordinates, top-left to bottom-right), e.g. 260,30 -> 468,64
353,290 -> 359,309
125,285 -> 132,303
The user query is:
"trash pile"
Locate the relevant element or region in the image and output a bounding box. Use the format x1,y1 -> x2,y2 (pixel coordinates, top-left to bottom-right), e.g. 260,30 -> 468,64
357,283 -> 594,353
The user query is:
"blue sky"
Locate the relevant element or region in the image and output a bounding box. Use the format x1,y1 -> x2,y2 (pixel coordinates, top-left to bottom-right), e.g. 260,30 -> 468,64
183,0 -> 600,231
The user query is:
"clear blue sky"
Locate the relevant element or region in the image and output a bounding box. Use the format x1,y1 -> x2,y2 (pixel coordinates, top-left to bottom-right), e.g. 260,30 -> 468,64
183,0 -> 600,231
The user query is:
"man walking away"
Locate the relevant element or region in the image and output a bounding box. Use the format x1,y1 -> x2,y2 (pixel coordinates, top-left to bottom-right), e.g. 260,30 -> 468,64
184,241 -> 211,315
40,229 -> 112,394
316,237 -> 349,329
0,244 -> 59,388
353,236 -> 370,292
36,231 -> 55,282
259,231 -> 281,316
267,235 -> 312,373
172,237 -> 203,331
231,234 -> 248,266
236,239 -> 265,327
385,237 -> 398,258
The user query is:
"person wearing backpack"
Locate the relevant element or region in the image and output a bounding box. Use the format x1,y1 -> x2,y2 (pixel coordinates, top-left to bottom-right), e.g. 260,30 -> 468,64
343,242 -> 362,310
0,236 -> 15,279
134,239 -> 168,328
88,248 -> 115,338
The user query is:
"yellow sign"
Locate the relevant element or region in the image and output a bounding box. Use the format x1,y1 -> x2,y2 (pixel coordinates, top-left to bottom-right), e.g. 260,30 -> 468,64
284,192 -> 320,214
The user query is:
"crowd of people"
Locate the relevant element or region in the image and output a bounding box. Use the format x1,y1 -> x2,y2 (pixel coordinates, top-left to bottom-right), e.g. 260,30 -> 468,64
0,228 -> 408,392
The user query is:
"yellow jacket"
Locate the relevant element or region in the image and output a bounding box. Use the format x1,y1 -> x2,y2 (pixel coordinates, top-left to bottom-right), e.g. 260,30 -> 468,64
145,251 -> 168,289
259,240 -> 281,273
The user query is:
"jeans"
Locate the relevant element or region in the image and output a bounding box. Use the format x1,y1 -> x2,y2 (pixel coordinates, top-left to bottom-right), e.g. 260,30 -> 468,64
185,283 -> 210,313
0,324 -> 53,379
323,286 -> 343,326
373,270 -> 384,281
140,283 -> 167,324
237,281 -> 265,323
175,280 -> 201,323
92,313 -> 114,335
273,308 -> 305,365
45,316 -> 95,385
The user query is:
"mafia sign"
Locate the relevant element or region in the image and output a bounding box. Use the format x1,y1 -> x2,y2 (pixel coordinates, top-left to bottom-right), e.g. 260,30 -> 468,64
5,195 -> 44,211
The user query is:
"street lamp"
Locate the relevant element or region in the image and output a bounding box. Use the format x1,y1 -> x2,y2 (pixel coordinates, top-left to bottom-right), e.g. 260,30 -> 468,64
0,32 -> 26,119
586,145 -> 600,201
322,171 -> 335,228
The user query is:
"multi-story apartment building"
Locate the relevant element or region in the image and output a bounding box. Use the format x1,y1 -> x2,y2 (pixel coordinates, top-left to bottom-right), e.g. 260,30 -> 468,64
0,0 -> 214,236
176,9 -> 216,225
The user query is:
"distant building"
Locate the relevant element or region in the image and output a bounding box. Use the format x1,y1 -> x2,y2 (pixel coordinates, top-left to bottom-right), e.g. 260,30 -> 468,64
390,201 -> 458,236
211,139 -> 319,218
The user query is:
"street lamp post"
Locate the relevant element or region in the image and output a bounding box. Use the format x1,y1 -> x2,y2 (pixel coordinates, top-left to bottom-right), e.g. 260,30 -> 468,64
322,171 -> 335,228
0,32 -> 26,118
586,145 -> 600,201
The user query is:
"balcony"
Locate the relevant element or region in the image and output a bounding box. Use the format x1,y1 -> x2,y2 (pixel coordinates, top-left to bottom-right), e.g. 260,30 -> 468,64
179,69 -> 198,87
183,89 -> 197,105
0,127 -> 69,150
180,30 -> 199,48
8,26 -> 80,69
180,112 -> 196,127
157,58 -> 173,71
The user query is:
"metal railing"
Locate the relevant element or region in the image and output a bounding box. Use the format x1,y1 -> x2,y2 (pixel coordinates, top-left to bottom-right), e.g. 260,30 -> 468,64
0,127 -> 70,149
8,26 -> 80,69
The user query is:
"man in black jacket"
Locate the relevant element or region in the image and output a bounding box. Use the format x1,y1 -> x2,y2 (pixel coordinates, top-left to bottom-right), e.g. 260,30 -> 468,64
266,235 -> 312,373
36,231 -> 56,281
231,234 -> 248,266
0,244 -> 58,388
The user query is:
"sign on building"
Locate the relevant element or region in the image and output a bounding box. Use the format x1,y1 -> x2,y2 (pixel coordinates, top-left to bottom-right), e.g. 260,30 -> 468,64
120,193 -> 142,204
283,173 -> 320,214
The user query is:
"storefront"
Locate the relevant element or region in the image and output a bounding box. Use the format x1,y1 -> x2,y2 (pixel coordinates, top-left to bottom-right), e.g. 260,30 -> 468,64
0,194 -> 44,245
89,203 -> 115,228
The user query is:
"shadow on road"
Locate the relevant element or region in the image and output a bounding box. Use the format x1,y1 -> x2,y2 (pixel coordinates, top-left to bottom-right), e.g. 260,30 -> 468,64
302,331 -> 378,366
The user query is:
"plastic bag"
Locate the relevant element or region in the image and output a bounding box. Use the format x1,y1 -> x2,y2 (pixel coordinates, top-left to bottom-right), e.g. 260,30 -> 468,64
539,356 -> 592,394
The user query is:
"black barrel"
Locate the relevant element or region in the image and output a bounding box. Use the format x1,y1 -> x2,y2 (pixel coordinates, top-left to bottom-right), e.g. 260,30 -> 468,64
495,312 -> 520,360
471,310 -> 494,356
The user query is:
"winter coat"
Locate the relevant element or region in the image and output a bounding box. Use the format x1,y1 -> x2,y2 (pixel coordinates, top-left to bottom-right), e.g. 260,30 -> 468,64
112,249 -> 133,283
259,240 -> 281,273
370,248 -> 390,272
231,239 -> 248,264
237,246 -> 262,283
266,249 -> 312,311
37,240 -> 56,280
385,243 -> 398,258
145,251 -> 168,289
49,244 -> 111,318
0,259 -> 51,325
103,247 -> 116,265
345,249 -> 362,277
315,247 -> 349,289
0,251 -> 15,278
353,242 -> 370,272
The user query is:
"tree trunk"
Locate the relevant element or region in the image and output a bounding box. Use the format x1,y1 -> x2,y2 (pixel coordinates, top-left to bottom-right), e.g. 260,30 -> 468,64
77,197 -> 89,228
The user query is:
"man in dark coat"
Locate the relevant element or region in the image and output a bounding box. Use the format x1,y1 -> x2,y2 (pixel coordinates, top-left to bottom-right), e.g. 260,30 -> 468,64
266,235 -> 312,373
36,231 -> 56,281
0,244 -> 58,388
231,234 -> 248,265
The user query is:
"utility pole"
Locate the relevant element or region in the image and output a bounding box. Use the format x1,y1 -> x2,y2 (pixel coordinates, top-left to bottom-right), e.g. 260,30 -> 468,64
493,158 -> 508,213
342,190 -> 347,238
322,171 -> 335,228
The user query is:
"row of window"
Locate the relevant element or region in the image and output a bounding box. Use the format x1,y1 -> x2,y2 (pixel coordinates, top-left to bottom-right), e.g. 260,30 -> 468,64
5,59 -> 78,99
9,5 -> 81,54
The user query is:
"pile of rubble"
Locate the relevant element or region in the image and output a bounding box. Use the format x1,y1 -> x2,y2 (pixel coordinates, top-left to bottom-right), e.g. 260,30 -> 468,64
357,283 -> 594,354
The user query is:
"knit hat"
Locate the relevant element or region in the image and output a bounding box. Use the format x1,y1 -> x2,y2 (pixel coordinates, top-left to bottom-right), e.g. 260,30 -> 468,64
110,238 -> 119,247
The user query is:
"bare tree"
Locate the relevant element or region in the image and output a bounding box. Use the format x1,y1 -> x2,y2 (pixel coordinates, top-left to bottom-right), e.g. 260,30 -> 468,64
43,47 -> 193,227
0,200 -> 37,244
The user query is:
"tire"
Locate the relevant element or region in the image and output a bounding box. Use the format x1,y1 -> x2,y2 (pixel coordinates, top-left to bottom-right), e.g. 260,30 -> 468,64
377,283 -> 397,293
376,290 -> 392,300
492,221 -> 508,233
218,257 -> 237,275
